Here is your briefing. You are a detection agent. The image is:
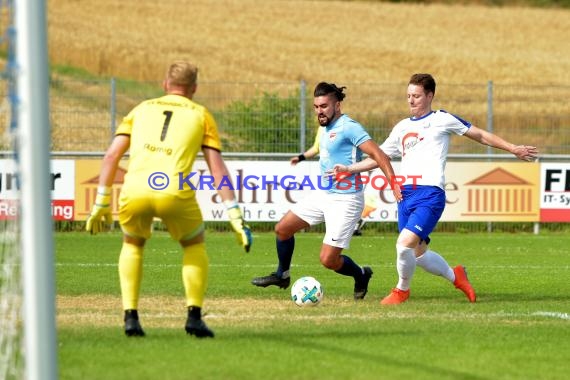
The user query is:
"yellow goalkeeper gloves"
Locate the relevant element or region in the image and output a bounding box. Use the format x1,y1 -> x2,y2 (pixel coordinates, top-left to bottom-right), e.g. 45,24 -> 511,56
85,186 -> 113,234
225,200 -> 252,253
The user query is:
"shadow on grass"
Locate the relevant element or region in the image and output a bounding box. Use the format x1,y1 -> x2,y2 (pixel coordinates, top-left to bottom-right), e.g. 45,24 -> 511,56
221,328 -> 489,380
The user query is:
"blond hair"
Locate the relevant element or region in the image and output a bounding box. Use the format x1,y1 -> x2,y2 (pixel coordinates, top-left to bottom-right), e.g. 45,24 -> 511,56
166,60 -> 198,87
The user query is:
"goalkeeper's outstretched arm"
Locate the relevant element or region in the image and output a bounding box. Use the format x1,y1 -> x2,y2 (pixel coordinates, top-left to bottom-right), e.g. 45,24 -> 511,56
202,147 -> 253,253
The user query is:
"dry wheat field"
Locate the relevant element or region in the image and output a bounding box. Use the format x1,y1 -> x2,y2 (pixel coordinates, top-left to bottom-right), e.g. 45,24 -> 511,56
48,0 -> 570,86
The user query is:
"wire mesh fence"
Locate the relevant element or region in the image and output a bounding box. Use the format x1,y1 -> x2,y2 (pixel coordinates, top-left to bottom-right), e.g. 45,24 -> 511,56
2,78 -> 569,156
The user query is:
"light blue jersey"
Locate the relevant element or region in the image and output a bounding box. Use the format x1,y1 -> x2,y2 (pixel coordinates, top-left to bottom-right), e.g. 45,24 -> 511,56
319,114 -> 372,194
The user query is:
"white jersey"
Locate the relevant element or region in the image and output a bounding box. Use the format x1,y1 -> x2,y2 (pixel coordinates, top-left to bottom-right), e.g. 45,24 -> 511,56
380,110 -> 471,189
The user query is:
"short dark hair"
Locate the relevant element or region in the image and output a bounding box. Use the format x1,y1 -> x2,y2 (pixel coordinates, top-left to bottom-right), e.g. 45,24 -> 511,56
409,73 -> 436,95
314,82 -> 346,101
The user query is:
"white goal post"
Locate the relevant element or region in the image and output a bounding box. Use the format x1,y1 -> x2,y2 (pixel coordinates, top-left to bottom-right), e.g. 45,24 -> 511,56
16,0 -> 58,379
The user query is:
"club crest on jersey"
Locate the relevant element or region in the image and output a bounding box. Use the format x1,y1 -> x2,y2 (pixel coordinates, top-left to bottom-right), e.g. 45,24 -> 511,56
401,132 -> 423,156
328,132 -> 337,143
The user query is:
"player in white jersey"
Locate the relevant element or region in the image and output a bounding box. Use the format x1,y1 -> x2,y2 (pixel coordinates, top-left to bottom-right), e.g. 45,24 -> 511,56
329,73 -> 538,305
252,82 -> 402,299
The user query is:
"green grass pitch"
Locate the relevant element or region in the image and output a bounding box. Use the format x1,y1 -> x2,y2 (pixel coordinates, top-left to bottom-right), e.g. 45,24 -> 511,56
56,230 -> 570,380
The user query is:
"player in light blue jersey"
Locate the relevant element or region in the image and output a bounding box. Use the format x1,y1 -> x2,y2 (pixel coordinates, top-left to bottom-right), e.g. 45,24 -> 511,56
252,82 -> 402,299
318,114 -> 372,193
289,126 -> 375,237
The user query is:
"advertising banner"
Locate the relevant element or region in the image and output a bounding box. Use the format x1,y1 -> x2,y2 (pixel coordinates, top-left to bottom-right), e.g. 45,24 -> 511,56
364,161 -> 541,223
540,163 -> 570,222
159,160 -> 541,223
74,159 -> 128,221
440,162 -> 540,222
0,159 -> 75,220
192,160 -> 322,222
1,159 -> 551,223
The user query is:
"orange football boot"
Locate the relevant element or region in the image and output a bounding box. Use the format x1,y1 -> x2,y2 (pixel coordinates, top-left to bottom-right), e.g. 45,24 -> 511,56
453,265 -> 476,303
380,288 -> 410,305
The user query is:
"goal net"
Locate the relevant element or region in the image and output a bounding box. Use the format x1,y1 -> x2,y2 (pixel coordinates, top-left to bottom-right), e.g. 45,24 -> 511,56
0,0 -> 24,378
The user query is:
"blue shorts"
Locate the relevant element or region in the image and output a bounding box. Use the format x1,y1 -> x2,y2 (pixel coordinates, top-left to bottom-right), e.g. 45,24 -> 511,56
398,185 -> 446,243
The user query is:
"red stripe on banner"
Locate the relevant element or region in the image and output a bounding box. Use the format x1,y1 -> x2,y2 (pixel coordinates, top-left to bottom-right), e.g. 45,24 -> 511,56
0,200 -> 18,220
540,209 -> 570,222
0,199 -> 75,221
51,199 -> 75,221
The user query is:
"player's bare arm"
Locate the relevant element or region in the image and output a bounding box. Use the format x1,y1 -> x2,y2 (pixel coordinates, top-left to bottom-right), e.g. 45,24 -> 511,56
86,134 -> 130,235
464,125 -> 538,161
202,146 -> 236,202
325,156 -> 377,177
98,135 -> 130,187
290,145 -> 319,166
358,140 -> 402,201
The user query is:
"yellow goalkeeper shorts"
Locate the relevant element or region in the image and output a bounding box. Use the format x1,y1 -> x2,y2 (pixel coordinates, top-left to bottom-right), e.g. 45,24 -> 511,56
118,190 -> 204,241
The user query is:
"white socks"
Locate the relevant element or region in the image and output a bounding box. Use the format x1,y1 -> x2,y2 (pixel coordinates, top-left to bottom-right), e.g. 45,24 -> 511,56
395,246 -> 456,290
416,250 -> 455,282
396,244 -> 416,291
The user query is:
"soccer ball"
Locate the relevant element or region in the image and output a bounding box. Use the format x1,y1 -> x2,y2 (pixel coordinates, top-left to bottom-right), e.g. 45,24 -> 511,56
291,276 -> 324,307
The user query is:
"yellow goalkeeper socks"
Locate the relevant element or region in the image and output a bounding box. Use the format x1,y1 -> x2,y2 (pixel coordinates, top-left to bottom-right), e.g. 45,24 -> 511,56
182,242 -> 209,308
119,242 -> 144,310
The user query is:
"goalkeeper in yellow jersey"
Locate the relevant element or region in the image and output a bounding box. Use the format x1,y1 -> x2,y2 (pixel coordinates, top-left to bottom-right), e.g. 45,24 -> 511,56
86,60 -> 252,338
